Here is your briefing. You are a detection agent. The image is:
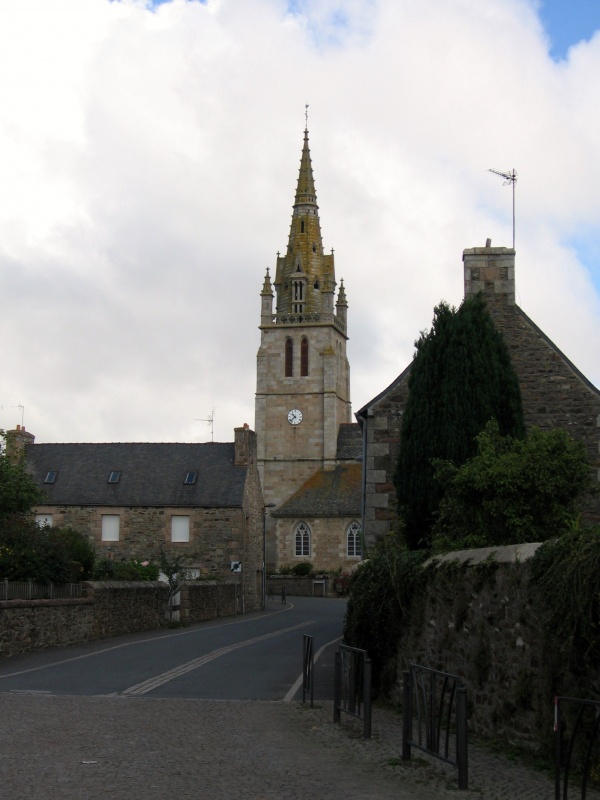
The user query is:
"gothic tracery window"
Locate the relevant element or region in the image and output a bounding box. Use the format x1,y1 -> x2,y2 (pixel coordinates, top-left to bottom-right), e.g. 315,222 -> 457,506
295,522 -> 311,557
347,522 -> 362,558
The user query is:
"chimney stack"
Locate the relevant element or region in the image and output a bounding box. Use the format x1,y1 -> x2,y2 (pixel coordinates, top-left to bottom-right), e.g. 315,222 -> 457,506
234,423 -> 256,467
5,424 -> 35,464
463,242 -> 515,306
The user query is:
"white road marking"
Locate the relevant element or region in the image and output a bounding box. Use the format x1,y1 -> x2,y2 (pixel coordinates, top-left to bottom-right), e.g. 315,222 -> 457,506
120,620 -> 315,696
283,635 -> 342,703
0,602 -> 297,680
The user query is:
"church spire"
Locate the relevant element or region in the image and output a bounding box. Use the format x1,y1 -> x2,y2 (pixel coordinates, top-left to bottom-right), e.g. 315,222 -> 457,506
272,123 -> 341,326
294,127 -> 318,209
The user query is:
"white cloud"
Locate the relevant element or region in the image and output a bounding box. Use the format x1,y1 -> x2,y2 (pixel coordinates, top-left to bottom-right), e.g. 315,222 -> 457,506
0,0 -> 598,443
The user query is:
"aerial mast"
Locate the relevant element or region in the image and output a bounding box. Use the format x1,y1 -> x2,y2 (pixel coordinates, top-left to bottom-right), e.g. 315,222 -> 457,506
488,168 -> 517,249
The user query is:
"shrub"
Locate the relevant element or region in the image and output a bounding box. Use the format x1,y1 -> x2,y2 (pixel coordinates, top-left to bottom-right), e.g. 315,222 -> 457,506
344,535 -> 426,694
432,422 -> 592,551
291,561 -> 313,577
530,523 -> 600,672
0,516 -> 95,583
92,558 -> 159,581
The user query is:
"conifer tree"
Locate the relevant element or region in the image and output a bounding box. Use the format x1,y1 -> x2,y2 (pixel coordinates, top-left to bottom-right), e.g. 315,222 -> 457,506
395,294 -> 525,549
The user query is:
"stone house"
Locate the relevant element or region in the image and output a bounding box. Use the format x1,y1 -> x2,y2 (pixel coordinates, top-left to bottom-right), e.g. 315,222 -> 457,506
7,424 -> 264,611
356,243 -> 600,546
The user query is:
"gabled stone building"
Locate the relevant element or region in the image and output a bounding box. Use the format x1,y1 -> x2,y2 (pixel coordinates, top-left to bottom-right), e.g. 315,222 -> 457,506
256,127 -> 362,571
356,243 -> 600,547
8,424 -> 264,610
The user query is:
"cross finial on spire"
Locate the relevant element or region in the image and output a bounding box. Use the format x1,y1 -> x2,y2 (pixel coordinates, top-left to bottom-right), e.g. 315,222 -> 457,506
305,103 -> 309,130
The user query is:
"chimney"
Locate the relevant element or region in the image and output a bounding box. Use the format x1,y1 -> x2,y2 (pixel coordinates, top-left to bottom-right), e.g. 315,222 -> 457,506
5,424 -> 35,464
234,423 -> 256,467
463,240 -> 515,306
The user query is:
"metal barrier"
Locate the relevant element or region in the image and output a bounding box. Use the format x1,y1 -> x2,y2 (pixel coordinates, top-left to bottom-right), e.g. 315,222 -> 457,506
555,695 -> 600,799
0,579 -> 83,601
403,664 -> 468,790
302,634 -> 314,707
333,644 -> 372,738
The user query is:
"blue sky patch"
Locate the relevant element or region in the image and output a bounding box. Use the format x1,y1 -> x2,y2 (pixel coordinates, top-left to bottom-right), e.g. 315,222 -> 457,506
538,0 -> 600,60
566,228 -> 600,295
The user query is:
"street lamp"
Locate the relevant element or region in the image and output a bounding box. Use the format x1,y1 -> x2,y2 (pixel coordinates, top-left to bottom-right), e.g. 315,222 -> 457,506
262,503 -> 276,610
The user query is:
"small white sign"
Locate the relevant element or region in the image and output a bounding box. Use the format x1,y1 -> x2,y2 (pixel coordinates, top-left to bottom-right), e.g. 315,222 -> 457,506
230,561 -> 242,573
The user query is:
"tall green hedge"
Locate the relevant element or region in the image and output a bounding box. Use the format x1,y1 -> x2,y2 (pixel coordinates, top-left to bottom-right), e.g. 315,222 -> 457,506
395,295 -> 524,549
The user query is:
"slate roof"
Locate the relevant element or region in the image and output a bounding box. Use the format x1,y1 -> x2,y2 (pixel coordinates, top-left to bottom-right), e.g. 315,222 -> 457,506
273,463 -> 361,519
336,423 -> 362,459
25,442 -> 247,508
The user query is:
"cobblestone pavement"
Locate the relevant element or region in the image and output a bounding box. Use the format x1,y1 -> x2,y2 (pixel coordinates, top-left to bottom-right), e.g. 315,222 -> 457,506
0,692 -> 589,800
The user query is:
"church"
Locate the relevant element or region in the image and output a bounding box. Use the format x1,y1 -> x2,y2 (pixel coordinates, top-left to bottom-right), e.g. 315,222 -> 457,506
254,126 -> 363,572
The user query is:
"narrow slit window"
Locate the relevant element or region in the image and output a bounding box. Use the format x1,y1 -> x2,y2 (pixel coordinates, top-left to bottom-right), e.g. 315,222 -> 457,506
285,338 -> 293,377
301,337 -> 309,377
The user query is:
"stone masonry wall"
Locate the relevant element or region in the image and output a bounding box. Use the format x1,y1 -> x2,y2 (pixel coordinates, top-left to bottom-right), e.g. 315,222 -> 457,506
179,581 -> 236,623
0,597 -> 96,657
266,574 -> 339,598
394,545 -> 600,749
487,302 -> 600,520
360,370 -> 410,545
0,581 -> 238,658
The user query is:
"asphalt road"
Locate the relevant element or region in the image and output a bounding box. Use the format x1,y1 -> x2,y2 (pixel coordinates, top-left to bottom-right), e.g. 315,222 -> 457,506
0,596 -> 347,701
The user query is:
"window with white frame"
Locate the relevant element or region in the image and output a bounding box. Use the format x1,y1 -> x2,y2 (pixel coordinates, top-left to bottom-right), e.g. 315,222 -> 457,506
101,514 -> 120,542
35,514 -> 53,528
171,515 -> 190,543
295,522 -> 311,557
347,521 -> 362,558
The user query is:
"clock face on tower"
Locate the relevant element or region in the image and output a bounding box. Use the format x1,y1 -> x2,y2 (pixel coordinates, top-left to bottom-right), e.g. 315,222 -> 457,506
287,409 -> 303,425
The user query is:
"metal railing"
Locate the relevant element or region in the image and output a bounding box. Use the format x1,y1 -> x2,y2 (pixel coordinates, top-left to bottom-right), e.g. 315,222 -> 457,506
302,634 -> 314,707
0,579 -> 83,601
555,695 -> 600,799
333,644 -> 372,738
403,664 -> 468,790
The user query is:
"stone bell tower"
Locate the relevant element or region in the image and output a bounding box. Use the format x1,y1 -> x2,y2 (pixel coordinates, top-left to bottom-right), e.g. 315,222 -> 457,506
255,125 -> 352,559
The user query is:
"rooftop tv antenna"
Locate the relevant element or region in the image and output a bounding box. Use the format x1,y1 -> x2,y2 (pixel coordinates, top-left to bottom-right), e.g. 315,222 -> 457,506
0,403 -> 25,426
195,408 -> 215,442
488,168 -> 517,249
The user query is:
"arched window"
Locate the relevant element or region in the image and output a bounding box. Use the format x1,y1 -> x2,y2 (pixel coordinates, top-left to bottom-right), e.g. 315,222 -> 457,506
347,522 -> 362,558
295,522 -> 311,557
285,338 -> 293,377
300,337 -> 309,376
300,220 -> 305,233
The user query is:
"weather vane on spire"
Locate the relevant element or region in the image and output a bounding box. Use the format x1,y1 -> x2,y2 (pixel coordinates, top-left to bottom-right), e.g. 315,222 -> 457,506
305,103 -> 309,129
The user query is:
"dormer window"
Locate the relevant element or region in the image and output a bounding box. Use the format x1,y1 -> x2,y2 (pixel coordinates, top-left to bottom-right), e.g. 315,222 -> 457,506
44,470 -> 58,484
184,471 -> 197,485
107,470 -> 122,484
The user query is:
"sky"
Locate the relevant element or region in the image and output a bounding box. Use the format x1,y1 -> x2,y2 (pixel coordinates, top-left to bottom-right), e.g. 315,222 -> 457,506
1,0 -> 599,444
